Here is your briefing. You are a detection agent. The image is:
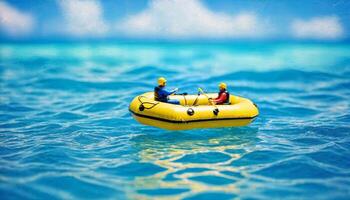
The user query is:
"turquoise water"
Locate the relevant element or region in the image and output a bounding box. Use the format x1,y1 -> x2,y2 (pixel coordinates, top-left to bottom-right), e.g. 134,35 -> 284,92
1,42 -> 350,199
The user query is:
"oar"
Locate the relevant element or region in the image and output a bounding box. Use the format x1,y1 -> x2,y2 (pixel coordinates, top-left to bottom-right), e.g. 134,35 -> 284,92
177,93 -> 188,106
198,88 -> 214,105
198,88 -> 220,115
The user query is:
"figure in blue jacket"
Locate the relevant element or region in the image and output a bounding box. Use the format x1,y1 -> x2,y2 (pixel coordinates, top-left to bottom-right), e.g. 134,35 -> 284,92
154,77 -> 180,104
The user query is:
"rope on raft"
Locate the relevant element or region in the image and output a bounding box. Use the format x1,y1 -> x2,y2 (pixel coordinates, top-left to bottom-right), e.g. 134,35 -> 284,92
138,96 -> 159,110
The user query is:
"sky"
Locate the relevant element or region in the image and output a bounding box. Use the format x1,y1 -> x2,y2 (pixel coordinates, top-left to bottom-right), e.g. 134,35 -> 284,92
0,0 -> 350,41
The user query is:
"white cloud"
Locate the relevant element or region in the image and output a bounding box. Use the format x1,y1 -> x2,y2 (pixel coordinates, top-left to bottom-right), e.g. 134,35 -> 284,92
0,1 -> 35,36
117,0 -> 267,39
291,16 -> 344,40
58,0 -> 108,37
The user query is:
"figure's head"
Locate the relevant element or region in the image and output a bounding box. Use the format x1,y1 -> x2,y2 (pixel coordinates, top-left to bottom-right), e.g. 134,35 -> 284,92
158,77 -> 167,87
219,82 -> 227,91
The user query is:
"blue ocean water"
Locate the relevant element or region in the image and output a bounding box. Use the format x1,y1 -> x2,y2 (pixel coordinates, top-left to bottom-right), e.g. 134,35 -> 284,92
0,42 -> 350,199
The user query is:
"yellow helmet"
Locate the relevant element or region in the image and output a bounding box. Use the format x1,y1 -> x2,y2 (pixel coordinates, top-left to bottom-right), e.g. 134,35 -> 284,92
219,82 -> 227,90
158,77 -> 167,86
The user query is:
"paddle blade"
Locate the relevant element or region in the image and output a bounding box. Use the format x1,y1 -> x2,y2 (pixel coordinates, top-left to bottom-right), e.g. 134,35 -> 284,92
198,88 -> 204,93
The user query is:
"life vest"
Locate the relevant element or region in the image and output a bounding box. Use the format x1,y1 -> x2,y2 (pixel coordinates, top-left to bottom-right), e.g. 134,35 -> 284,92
154,86 -> 167,102
218,90 -> 230,104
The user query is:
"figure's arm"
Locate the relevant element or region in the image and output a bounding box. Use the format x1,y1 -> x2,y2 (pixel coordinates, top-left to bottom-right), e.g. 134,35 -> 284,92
170,88 -> 178,94
160,88 -> 177,96
165,88 -> 178,95
214,93 -> 220,100
213,93 -> 227,104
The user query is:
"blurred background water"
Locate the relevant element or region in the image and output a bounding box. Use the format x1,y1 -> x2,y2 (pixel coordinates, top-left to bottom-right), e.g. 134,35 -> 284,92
1,42 -> 350,199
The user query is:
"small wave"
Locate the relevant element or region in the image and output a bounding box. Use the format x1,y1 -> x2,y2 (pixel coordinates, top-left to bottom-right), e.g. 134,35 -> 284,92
307,150 -> 350,170
189,175 -> 235,185
0,104 -> 35,112
255,158 -> 339,179
319,81 -> 350,91
174,152 -> 231,164
99,162 -> 166,178
183,192 -> 236,200
54,112 -> 86,120
230,150 -> 288,166
204,69 -> 342,83
31,175 -> 123,199
83,102 -> 118,113
122,65 -> 177,76
137,188 -> 189,196
34,78 -> 153,92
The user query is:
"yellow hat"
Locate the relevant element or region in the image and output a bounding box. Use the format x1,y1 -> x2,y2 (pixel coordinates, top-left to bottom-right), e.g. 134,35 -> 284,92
158,77 -> 167,86
219,82 -> 227,90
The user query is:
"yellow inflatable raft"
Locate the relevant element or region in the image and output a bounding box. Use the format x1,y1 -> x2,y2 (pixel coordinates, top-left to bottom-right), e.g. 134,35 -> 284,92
129,92 -> 259,130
